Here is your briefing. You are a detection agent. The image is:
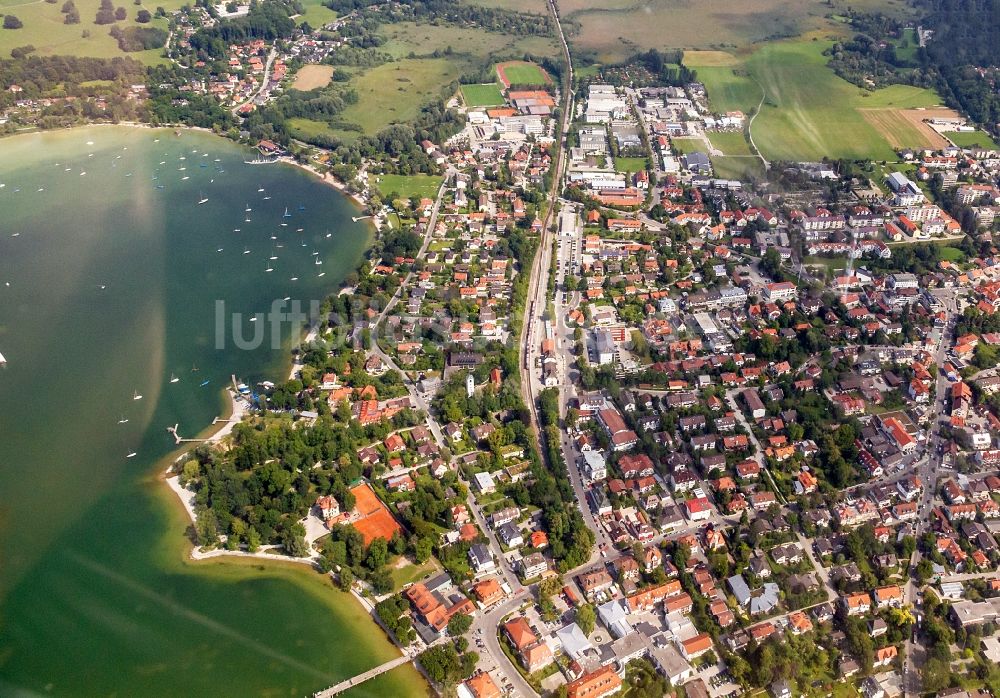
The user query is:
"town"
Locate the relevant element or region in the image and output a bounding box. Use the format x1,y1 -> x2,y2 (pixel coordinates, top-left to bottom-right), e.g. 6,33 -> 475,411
9,0 -> 1000,696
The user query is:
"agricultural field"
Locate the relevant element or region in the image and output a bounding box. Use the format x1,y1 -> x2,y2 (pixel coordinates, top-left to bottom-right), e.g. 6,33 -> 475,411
291,64 -> 334,91
561,0 -> 915,63
496,60 -> 550,87
945,130 -> 1000,149
461,83 -> 505,107
370,173 -> 442,200
613,156 -> 647,172
0,0 -> 182,64
859,107 -> 950,150
686,38 -> 945,162
339,58 -> 462,135
377,21 -> 560,61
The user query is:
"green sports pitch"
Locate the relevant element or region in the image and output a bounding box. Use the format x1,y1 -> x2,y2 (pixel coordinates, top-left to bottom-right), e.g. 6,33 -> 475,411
497,61 -> 550,87
460,83 -> 505,107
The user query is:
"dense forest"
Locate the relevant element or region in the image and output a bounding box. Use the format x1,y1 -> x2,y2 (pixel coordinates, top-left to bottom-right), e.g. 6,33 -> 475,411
919,0 -> 1000,128
323,0 -> 552,37
187,0 -> 300,58
0,54 -> 146,99
110,25 -> 168,52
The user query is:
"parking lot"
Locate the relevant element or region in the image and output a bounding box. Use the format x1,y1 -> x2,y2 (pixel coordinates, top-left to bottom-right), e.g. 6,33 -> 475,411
697,661 -> 742,698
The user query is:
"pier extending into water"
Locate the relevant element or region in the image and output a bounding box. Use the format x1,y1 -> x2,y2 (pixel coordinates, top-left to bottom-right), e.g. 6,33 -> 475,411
166,424 -> 209,444
312,654 -> 413,697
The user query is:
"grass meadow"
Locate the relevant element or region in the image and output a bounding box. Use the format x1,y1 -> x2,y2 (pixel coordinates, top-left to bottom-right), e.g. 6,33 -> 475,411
0,0 -> 184,63
945,130 -> 1000,149
370,173 -> 442,200
686,38 -> 944,162
562,0 -> 914,62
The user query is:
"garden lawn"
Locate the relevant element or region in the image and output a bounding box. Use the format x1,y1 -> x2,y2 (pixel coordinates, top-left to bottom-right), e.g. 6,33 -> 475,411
938,246 -> 966,263
613,156 -> 647,173
670,138 -> 705,155
711,156 -> 765,181
390,558 -> 440,591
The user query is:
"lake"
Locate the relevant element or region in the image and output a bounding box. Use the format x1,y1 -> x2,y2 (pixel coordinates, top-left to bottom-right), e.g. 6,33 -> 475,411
0,126 -> 425,697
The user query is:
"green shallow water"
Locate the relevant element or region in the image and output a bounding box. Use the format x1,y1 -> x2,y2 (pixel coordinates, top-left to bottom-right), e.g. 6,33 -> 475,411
0,126 -> 425,697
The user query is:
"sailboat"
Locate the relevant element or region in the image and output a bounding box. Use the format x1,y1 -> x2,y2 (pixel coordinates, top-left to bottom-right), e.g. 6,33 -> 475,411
132,390 -> 143,401
200,379 -> 211,387
245,203 -> 252,212
245,215 -> 251,222
243,247 -> 251,255
126,451 -> 137,459
315,258 -> 323,265
257,185 -> 265,192
298,204 -> 305,211
191,364 -> 199,372
265,262 -> 274,272
170,373 -> 179,383
117,415 -> 129,424
198,192 -> 208,204
283,207 -> 291,218
0,350 -> 6,365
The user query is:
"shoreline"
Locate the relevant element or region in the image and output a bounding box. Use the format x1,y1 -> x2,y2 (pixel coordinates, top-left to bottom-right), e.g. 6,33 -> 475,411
6,118 -> 411,691
1,121 -> 379,224
129,122 -> 414,678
